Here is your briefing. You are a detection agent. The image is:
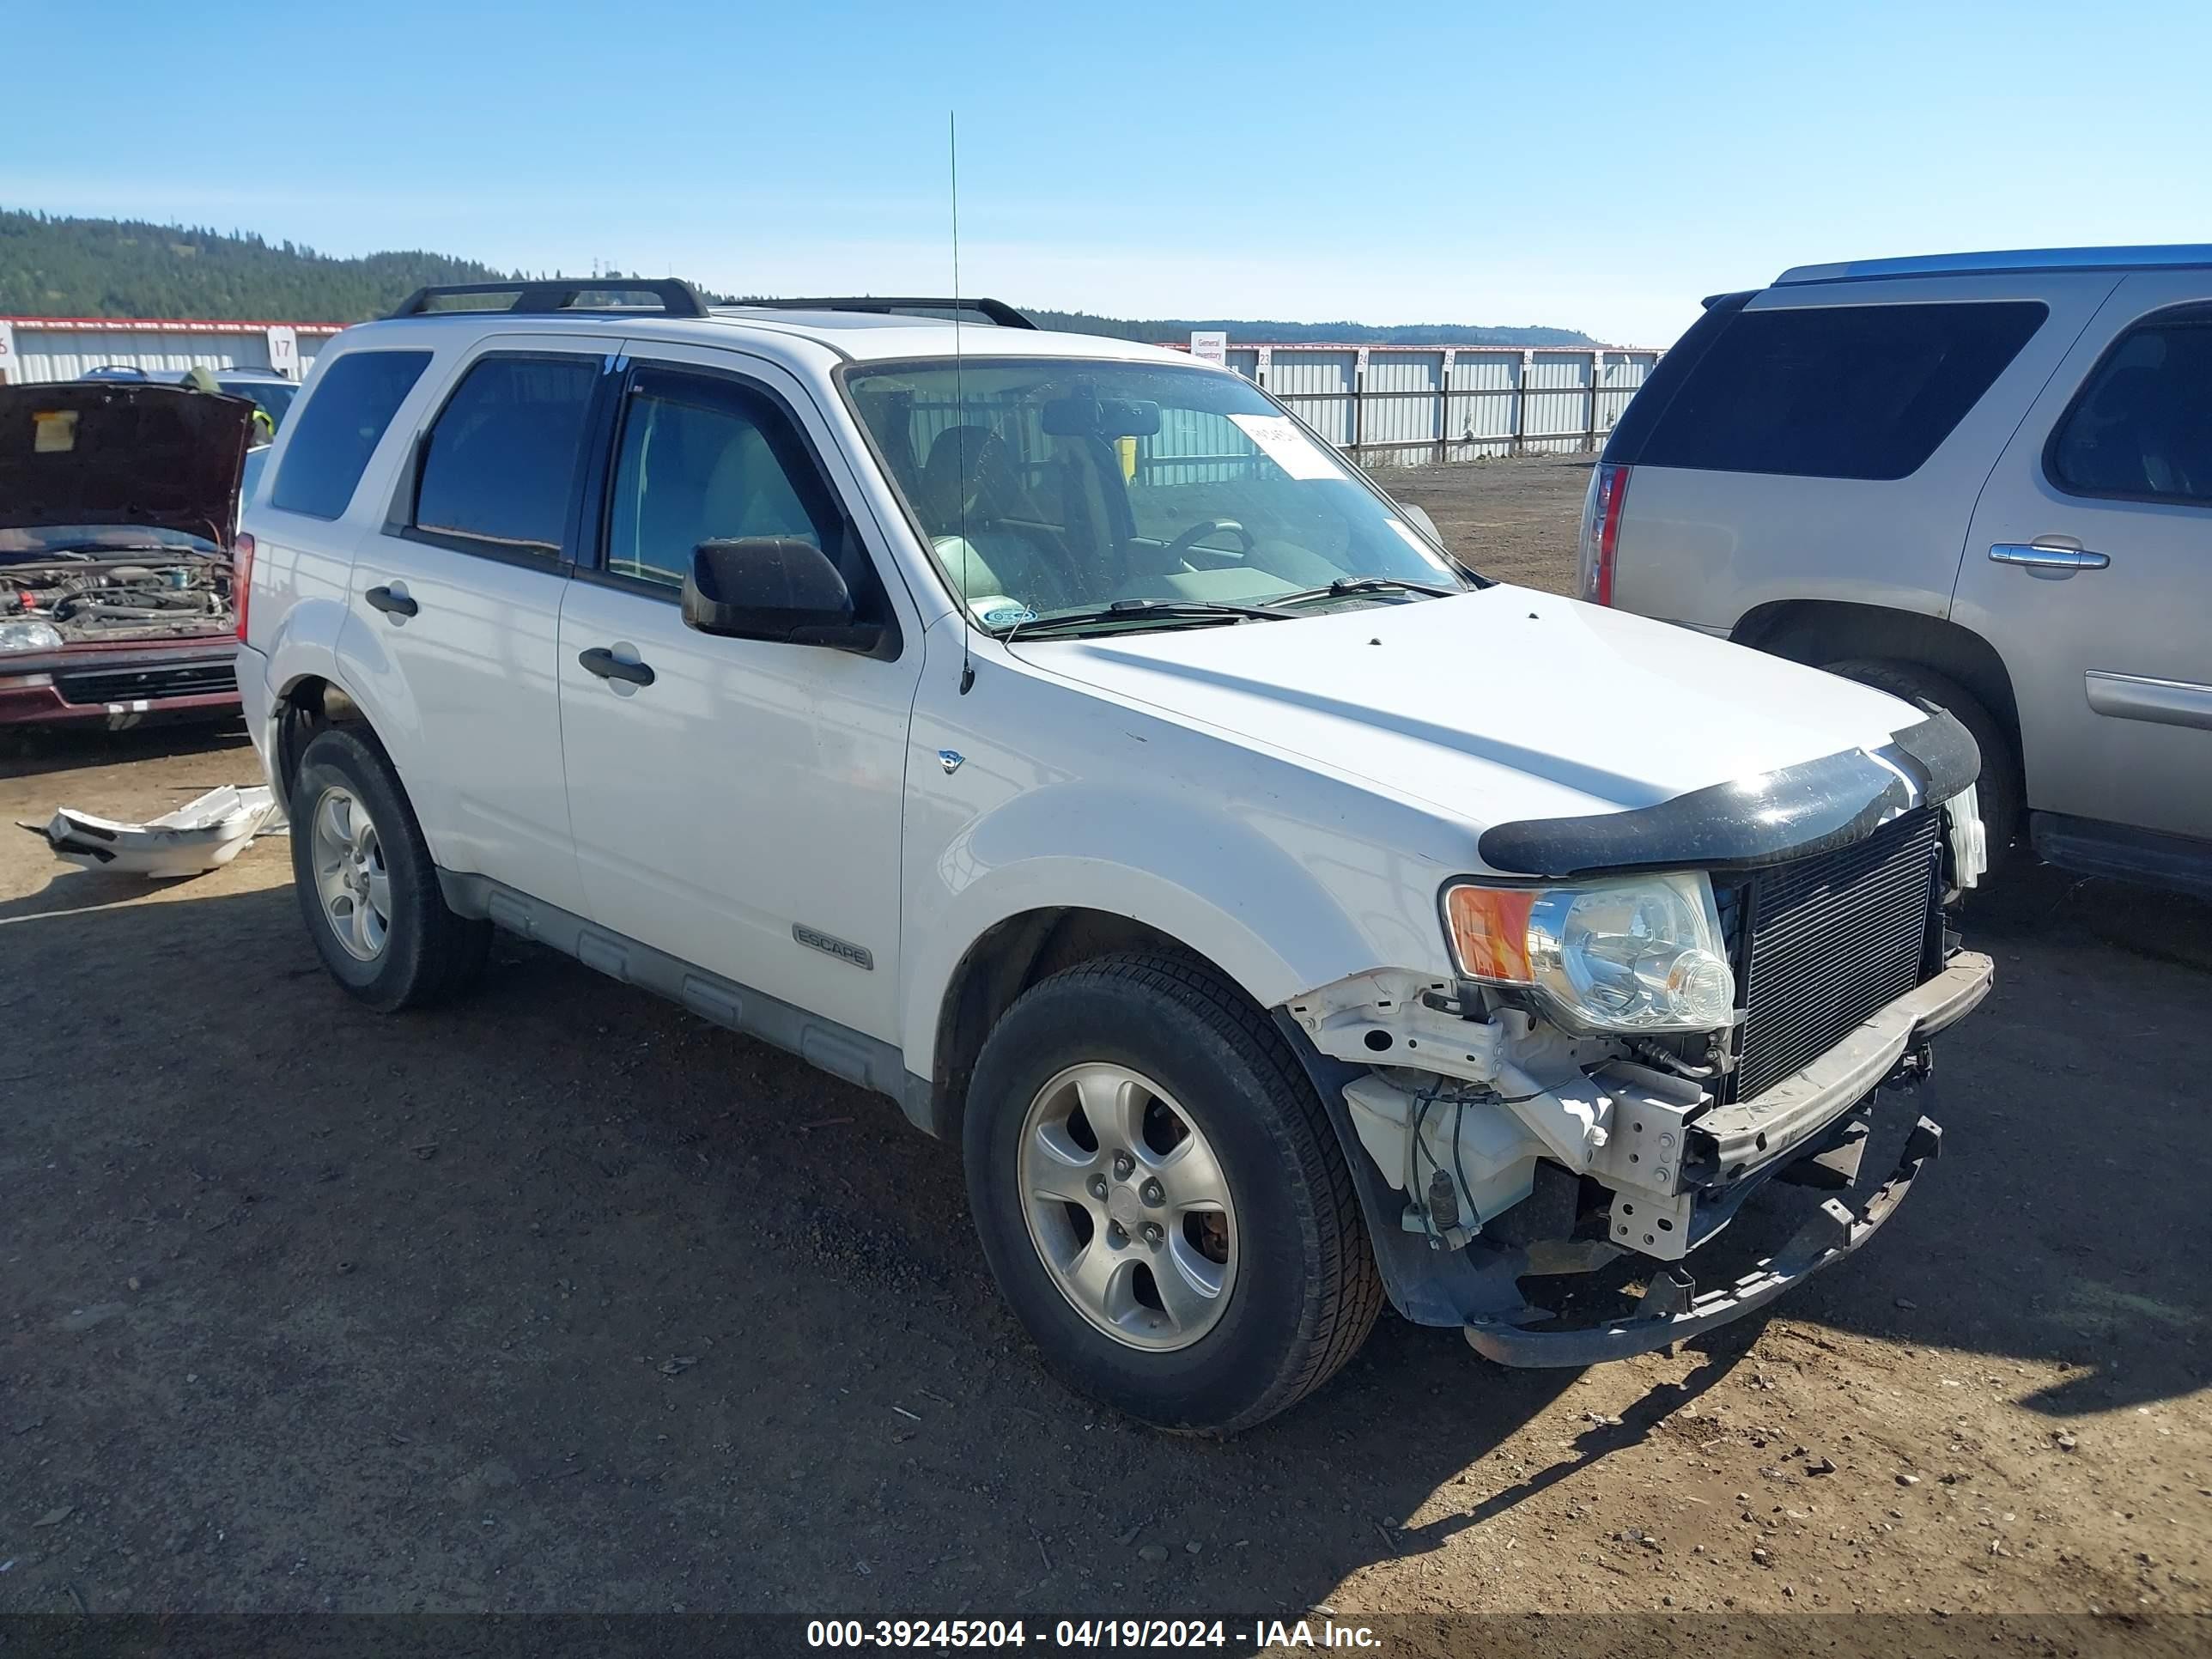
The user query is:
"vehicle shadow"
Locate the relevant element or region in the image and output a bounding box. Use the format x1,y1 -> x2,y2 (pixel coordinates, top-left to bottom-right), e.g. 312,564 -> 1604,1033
1,860 -> 2203,1619
0,716 -> 251,783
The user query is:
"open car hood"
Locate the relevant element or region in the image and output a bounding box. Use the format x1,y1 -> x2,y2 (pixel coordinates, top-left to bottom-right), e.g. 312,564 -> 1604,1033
0,382 -> 254,548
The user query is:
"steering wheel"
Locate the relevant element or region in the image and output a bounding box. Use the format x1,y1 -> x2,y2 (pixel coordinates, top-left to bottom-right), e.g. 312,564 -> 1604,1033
1162,519 -> 1255,564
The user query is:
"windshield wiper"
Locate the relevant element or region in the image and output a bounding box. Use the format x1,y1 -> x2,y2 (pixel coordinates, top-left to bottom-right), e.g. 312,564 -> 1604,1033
1263,576 -> 1463,610
1004,599 -> 1291,641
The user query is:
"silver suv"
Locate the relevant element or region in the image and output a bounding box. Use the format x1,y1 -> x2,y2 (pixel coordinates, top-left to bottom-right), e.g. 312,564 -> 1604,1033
1587,246 -> 2212,898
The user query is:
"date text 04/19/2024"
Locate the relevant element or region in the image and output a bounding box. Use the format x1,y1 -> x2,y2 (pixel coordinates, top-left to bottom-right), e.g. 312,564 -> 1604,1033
804,1618 -> 1382,1649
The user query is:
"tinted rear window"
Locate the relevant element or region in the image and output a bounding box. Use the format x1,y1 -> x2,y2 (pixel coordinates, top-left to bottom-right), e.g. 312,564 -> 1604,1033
412,355 -> 599,556
269,350 -> 431,519
1634,301 -> 2046,481
2049,311 -> 2212,506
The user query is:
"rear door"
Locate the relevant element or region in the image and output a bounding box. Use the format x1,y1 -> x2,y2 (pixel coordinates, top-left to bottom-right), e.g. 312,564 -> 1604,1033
337,336 -> 613,915
1954,273 -> 2212,843
554,343 -> 922,1043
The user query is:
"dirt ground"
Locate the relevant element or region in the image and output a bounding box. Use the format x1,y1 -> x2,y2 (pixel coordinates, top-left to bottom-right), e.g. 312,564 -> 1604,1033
3,459 -> 2207,1649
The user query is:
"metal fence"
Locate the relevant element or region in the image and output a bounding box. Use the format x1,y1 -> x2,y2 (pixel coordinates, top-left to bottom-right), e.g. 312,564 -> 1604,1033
1224,343 -> 1663,467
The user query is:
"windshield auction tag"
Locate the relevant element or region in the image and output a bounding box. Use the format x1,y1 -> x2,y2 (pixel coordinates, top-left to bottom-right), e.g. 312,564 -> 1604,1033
1229,413 -> 1337,481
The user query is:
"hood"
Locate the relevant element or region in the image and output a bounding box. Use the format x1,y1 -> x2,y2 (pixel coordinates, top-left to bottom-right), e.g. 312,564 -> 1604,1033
1012,586 -> 1963,871
0,382 -> 254,548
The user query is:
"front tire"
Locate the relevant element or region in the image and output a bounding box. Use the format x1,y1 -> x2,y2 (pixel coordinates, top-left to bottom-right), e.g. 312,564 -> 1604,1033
964,953 -> 1382,1435
289,726 -> 490,1012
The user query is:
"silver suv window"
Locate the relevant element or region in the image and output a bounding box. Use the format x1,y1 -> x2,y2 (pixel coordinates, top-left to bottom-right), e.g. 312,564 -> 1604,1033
2049,310 -> 2212,506
1632,301 -> 2047,481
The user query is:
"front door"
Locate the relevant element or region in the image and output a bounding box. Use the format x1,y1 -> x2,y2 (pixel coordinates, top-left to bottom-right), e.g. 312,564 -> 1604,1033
554,347 -> 922,1042
1954,273 -> 2212,846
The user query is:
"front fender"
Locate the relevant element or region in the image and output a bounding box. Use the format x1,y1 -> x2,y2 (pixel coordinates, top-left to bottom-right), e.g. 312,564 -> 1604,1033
896,775 -> 1455,1077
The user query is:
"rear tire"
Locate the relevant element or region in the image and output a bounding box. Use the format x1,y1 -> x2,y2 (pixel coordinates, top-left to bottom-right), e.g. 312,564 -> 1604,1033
1825,656 -> 2021,870
963,952 -> 1382,1435
289,726 -> 490,1012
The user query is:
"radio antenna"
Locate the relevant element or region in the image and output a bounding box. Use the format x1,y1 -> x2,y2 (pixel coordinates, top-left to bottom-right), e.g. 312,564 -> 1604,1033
951,111 -> 975,695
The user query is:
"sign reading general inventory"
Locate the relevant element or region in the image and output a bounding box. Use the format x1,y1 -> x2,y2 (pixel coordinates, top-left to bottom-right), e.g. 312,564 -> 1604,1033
1189,330 -> 1228,366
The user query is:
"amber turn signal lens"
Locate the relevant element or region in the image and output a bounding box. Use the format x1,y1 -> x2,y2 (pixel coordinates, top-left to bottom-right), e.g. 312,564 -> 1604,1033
1443,885 -> 1538,983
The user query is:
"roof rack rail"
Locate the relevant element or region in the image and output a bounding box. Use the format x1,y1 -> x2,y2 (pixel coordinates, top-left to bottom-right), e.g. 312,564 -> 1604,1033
734,296 -> 1037,329
386,278 -> 712,320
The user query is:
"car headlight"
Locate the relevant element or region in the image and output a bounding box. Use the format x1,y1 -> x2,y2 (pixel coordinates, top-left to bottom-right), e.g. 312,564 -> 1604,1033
0,620 -> 64,653
1443,872 -> 1735,1033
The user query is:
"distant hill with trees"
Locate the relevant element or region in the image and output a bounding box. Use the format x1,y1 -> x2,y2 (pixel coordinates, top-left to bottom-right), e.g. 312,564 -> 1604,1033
0,209 -> 1594,345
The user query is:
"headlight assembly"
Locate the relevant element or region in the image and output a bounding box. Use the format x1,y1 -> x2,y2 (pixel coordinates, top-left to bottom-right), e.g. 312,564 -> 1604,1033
1443,872 -> 1735,1034
0,620 -> 64,653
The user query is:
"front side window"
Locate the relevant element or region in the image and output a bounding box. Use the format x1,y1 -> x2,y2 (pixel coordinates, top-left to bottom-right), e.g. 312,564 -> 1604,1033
605,369 -> 842,589
842,358 -> 1468,629
270,349 -> 430,520
413,355 -> 599,556
2049,312 -> 2212,506
1635,301 -> 2047,481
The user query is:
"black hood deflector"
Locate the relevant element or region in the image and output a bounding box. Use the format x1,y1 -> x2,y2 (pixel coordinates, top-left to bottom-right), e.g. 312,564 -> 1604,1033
0,382 -> 254,548
1476,711 -> 1982,880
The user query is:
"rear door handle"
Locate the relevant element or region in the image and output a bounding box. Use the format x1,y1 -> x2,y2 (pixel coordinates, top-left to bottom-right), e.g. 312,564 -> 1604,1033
363,584 -> 418,617
578,647 -> 655,687
1988,542 -> 2111,573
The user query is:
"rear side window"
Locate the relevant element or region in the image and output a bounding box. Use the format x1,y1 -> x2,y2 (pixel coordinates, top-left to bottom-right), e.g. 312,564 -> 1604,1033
2049,311 -> 2212,506
1634,301 -> 2047,480
269,350 -> 431,519
413,355 -> 600,556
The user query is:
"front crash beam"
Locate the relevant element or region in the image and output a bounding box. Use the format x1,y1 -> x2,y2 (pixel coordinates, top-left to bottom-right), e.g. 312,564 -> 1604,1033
1464,1115 -> 1942,1367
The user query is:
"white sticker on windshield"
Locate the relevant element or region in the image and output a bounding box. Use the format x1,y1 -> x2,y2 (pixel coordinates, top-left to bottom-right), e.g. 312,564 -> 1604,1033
1229,413 -> 1338,481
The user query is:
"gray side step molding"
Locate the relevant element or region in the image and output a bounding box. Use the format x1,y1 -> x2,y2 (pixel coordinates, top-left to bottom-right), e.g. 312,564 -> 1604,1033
437,872 -> 936,1133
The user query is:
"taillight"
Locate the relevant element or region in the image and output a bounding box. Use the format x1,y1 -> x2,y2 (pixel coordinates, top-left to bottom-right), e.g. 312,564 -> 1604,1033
232,532 -> 255,644
1578,462 -> 1632,605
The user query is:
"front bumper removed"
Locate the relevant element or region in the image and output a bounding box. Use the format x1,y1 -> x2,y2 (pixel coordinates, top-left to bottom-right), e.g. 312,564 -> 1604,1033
1464,1111 -> 1942,1366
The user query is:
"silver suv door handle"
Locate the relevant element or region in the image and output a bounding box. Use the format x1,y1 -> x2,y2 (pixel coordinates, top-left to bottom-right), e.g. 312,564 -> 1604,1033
1988,542 -> 2111,573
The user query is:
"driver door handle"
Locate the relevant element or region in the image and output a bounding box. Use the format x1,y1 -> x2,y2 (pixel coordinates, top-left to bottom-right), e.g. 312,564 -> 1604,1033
363,585 -> 418,617
578,647 -> 655,687
1989,542 -> 2110,573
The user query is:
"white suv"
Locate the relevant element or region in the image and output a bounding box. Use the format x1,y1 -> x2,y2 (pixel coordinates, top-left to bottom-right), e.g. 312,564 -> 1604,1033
237,281 -> 1990,1433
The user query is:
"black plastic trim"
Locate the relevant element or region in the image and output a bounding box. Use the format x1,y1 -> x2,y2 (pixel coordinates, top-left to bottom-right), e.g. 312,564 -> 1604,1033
437,872 -> 927,1123
1474,711 -> 1982,880
388,278 -> 710,319
735,296 -> 1036,329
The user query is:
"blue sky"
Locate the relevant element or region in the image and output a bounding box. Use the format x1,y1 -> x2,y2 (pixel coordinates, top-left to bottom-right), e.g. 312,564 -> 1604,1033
6,1 -> 2208,344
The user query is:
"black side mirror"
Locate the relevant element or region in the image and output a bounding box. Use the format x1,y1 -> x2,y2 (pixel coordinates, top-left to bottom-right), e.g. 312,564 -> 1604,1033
680,537 -> 883,652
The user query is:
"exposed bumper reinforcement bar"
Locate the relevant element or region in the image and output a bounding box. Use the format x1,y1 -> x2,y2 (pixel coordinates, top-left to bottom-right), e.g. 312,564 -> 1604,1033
1464,1113 -> 1942,1367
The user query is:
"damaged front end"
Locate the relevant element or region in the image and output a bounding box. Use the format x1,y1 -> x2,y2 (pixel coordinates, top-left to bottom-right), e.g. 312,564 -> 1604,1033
1278,722 -> 1995,1364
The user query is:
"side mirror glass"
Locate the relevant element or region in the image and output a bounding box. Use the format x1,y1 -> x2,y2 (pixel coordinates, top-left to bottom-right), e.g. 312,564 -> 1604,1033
680,537 -> 881,652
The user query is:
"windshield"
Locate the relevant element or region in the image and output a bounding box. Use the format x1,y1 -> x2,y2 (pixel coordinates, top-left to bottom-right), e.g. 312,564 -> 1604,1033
218,380 -> 297,439
842,357 -> 1472,629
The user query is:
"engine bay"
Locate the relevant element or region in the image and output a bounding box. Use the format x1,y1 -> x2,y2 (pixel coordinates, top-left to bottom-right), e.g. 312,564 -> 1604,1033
2,555 -> 234,643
